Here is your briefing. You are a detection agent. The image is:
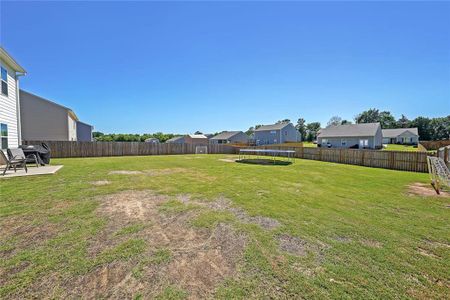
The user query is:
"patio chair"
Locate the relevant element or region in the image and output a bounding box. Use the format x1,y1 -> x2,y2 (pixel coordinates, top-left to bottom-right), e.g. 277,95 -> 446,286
0,150 -> 27,176
7,148 -> 39,167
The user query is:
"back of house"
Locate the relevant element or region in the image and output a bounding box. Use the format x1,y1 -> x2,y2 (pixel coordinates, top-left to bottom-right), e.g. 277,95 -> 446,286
0,47 -> 26,149
20,90 -> 79,141
382,128 -> 419,145
210,131 -> 249,144
317,123 -> 382,149
254,123 -> 300,145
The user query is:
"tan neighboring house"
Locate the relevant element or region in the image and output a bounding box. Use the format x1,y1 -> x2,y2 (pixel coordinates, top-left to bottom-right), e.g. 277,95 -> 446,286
0,47 -> 26,149
184,134 -> 209,144
20,90 -> 79,141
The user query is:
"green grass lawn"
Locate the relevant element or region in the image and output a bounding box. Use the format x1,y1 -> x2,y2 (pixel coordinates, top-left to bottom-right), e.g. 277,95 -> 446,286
382,144 -> 419,151
1,155 -> 448,299
302,142 -> 317,147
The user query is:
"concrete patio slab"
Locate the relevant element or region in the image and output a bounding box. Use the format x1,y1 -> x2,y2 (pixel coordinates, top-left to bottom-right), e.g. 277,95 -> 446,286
0,165 -> 63,179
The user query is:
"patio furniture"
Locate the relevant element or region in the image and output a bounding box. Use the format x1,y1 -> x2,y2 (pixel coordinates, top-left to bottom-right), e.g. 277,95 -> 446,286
20,143 -> 51,165
8,148 -> 39,167
0,150 -> 27,176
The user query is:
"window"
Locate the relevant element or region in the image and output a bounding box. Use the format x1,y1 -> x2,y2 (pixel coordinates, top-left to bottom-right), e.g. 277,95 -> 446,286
0,123 -> 8,149
1,67 -> 7,96
359,139 -> 369,148
322,139 -> 328,144
341,139 -> 347,146
270,130 -> 276,134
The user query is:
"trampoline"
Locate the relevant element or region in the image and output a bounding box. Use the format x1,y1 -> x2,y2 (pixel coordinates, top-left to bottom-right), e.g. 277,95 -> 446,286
238,148 -> 296,164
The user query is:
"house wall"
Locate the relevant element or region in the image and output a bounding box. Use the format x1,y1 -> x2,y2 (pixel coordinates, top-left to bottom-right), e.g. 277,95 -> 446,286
383,132 -> 419,145
77,121 -> 93,142
210,132 -> 249,144
184,136 -> 208,144
68,115 -> 77,141
20,91 -> 71,141
318,135 -> 381,149
0,62 -> 20,148
167,137 -> 185,144
255,124 -> 300,145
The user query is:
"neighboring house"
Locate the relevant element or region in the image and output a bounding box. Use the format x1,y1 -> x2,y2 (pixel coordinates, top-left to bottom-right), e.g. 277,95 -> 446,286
382,128 -> 419,145
254,123 -> 300,145
77,121 -> 94,142
20,90 -> 79,141
317,123 -> 382,149
184,134 -> 209,144
166,136 -> 185,144
144,137 -> 160,144
210,131 -> 249,144
0,47 -> 26,149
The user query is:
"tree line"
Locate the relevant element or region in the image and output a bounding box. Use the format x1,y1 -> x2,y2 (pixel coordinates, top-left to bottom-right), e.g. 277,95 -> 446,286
93,109 -> 449,143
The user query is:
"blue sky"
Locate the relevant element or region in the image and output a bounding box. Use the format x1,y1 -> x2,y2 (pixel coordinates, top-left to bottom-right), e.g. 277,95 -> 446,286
2,1 -> 449,134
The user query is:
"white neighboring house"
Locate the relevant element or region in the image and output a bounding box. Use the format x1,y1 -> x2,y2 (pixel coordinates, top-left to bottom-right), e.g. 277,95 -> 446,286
382,128 -> 419,145
0,47 -> 26,150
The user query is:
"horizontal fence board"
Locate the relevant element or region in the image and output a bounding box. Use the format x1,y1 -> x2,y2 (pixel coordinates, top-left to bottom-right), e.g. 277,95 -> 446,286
237,145 -> 429,173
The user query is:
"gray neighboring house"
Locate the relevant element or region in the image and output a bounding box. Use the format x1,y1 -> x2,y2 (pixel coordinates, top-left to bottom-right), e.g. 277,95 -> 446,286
166,136 -> 185,144
76,121 -> 94,142
254,122 -> 300,145
317,123 -> 382,149
382,128 -> 419,145
210,131 -> 249,144
20,90 -> 78,141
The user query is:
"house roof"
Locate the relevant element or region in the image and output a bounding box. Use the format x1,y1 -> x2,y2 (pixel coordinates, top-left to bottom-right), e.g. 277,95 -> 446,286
187,134 -> 208,139
382,128 -> 419,138
210,131 -> 244,140
76,120 -> 93,128
144,138 -> 159,142
0,47 -> 26,74
318,123 -> 380,138
166,136 -> 184,143
254,123 -> 290,132
20,90 -> 79,121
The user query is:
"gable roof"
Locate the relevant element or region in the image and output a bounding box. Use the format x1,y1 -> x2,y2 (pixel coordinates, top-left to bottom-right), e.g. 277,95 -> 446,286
382,128 -> 419,138
0,47 -> 26,73
255,123 -> 291,132
166,136 -> 184,143
318,123 -> 380,138
210,131 -> 244,140
187,134 -> 208,139
20,90 -> 79,121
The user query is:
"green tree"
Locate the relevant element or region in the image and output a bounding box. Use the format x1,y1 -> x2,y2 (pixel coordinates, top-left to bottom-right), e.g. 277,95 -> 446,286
306,122 -> 321,142
396,114 -> 411,128
295,118 -> 307,140
327,116 -> 342,127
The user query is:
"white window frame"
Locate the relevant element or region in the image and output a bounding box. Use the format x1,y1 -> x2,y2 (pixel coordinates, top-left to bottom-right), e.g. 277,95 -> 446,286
341,139 -> 347,146
1,66 -> 8,96
0,123 -> 8,150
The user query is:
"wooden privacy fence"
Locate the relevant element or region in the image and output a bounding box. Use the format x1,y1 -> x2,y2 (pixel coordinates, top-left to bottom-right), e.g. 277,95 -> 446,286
238,145 -> 429,173
23,141 -> 235,158
420,140 -> 450,151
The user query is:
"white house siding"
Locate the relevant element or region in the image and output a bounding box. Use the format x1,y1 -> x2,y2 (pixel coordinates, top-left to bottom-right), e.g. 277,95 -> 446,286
0,63 -> 19,148
67,114 -> 77,141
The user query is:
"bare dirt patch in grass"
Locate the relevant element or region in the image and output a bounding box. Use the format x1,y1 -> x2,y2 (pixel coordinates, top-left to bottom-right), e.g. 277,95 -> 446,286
417,247 -> 440,259
91,180 -> 111,186
64,190 -> 247,299
218,158 -> 237,163
108,170 -> 143,175
200,196 -> 280,230
406,183 -> 450,197
277,234 -> 308,256
361,239 -> 383,248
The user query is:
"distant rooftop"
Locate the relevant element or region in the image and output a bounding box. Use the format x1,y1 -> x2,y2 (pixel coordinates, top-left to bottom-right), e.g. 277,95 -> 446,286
318,123 -> 381,138
255,123 -> 291,132
210,131 -> 243,140
382,128 -> 419,138
187,134 -> 208,139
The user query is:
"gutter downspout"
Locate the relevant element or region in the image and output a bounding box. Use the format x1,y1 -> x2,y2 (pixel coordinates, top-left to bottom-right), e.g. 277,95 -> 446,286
15,72 -> 26,145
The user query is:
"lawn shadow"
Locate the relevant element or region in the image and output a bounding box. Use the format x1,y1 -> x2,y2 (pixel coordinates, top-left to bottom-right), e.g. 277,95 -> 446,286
236,159 -> 292,166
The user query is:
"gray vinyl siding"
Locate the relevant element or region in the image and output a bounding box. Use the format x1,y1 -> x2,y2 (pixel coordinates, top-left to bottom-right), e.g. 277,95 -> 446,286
210,132 -> 249,144
318,124 -> 382,149
77,121 -> 93,142
254,123 -> 300,145
20,91 -> 73,141
382,133 -> 419,145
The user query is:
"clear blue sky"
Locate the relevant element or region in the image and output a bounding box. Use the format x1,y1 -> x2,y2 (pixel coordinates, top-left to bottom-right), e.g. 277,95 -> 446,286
2,1 -> 449,134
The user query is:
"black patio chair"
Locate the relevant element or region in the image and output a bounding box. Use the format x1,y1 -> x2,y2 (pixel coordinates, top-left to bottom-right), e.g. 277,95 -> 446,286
8,148 -> 39,167
0,150 -> 27,176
